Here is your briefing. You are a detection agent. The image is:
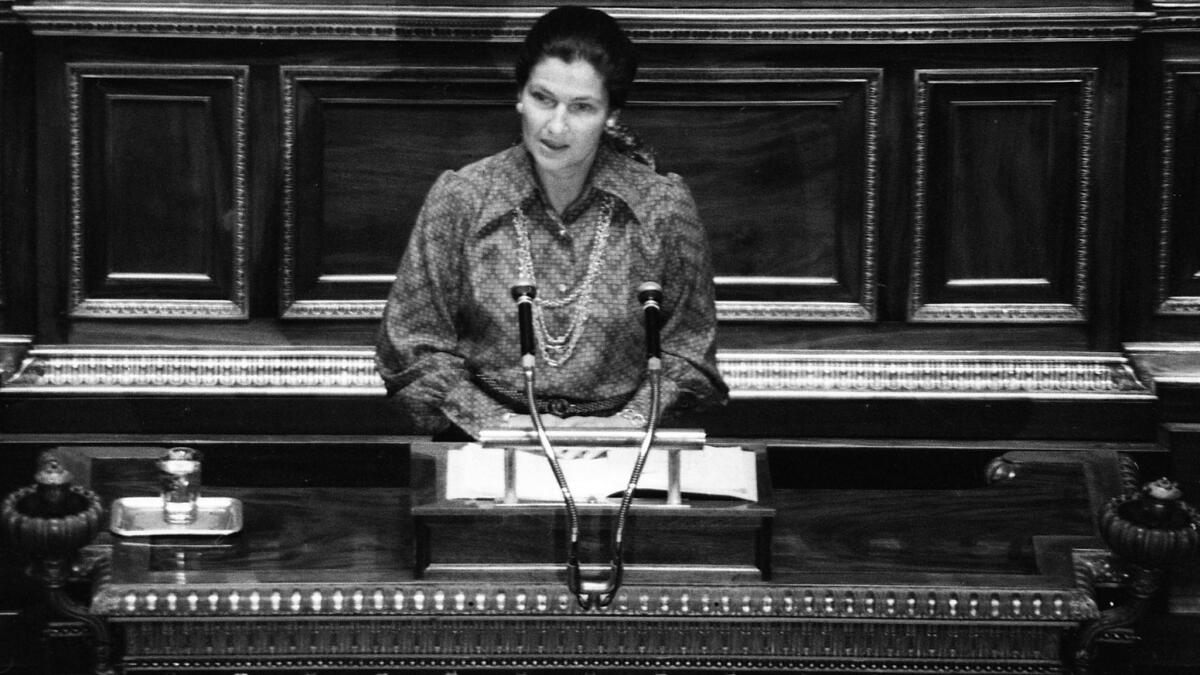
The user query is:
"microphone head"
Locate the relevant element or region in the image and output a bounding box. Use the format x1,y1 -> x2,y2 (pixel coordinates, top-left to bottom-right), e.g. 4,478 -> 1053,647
637,281 -> 663,304
511,279 -> 537,301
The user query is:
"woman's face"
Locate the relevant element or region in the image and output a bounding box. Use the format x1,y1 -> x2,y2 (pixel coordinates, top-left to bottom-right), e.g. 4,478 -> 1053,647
519,56 -> 612,182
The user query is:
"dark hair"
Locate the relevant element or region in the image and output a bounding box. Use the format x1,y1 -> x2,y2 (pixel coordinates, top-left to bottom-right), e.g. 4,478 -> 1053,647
514,6 -> 638,110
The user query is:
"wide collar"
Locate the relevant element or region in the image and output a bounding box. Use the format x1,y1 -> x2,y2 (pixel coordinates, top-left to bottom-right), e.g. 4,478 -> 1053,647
474,143 -> 658,238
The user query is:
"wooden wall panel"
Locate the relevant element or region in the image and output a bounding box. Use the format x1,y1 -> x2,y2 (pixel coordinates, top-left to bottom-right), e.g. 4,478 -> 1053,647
630,69 -> 880,323
0,50 -> 5,320
68,63 -> 249,319
280,66 -> 516,319
0,4 -> 1159,377
1154,64 -> 1200,315
0,16 -> 35,337
281,67 -> 881,323
910,69 -> 1096,324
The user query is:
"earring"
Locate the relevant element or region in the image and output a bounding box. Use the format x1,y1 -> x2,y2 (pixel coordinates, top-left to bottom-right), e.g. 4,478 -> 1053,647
605,117 -> 618,130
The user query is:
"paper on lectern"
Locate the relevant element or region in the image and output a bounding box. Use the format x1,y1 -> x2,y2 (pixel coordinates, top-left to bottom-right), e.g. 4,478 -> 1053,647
444,445 -> 757,502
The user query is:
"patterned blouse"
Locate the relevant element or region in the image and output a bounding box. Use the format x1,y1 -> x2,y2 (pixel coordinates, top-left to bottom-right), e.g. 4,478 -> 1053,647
375,143 -> 727,437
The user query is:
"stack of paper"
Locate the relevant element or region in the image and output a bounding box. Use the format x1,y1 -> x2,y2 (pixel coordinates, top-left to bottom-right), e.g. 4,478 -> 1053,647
444,444 -> 757,503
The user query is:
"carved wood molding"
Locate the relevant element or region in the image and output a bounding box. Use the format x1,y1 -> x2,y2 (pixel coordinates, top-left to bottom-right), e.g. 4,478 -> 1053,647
12,4 -> 1154,43
1146,4 -> 1200,32
1124,341 -> 1200,391
1,345 -> 384,395
95,579 -> 1097,621
1147,17 -> 1200,33
66,63 -> 250,320
719,350 -> 1150,399
0,334 -> 30,383
118,656 -> 1067,674
0,345 -> 1152,399
1074,548 -> 1125,588
718,301 -> 874,323
113,644 -> 1070,674
96,577 -> 1093,671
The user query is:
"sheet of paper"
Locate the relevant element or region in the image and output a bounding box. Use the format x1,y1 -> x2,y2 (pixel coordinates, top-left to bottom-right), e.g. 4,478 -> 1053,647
444,444 -> 757,503
625,445 -> 758,502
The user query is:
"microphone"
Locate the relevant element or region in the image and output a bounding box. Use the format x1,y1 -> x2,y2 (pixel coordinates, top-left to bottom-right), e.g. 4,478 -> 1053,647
637,281 -> 663,361
511,279 -> 537,369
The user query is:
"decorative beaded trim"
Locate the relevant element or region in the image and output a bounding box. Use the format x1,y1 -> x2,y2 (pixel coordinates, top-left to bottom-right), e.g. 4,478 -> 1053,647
0,347 -> 1152,398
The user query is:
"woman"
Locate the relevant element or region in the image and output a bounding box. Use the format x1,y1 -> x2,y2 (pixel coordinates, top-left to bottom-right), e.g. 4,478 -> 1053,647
375,5 -> 727,439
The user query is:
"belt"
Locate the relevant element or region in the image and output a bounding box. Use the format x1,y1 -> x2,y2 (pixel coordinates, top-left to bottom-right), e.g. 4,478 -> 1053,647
471,372 -> 633,418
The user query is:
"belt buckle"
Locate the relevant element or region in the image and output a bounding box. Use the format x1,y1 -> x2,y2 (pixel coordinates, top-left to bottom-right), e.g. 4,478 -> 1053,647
547,398 -> 571,417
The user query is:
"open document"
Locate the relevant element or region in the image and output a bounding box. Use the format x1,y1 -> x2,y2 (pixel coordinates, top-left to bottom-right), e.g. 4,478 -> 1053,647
445,444 -> 757,503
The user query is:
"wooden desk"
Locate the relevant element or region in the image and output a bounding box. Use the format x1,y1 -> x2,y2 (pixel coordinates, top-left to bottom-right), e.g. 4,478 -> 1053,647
86,444 -> 1124,674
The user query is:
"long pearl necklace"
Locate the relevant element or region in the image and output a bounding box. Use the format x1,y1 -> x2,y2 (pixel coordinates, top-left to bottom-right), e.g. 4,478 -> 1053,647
512,195 -> 614,367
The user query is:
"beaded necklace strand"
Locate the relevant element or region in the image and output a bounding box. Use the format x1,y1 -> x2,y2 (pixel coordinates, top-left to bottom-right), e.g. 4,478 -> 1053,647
512,196 -> 614,367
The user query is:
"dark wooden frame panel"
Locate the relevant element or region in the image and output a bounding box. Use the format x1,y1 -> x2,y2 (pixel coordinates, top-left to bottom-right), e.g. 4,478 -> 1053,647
279,66 -> 882,324
910,68 -> 1097,324
66,62 -> 250,320
1154,62 -> 1200,316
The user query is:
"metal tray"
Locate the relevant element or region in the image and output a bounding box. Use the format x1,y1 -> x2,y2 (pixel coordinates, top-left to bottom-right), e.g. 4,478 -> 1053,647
110,496 -> 243,537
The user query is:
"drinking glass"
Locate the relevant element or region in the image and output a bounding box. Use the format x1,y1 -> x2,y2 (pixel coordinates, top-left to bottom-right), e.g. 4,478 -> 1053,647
158,447 -> 202,525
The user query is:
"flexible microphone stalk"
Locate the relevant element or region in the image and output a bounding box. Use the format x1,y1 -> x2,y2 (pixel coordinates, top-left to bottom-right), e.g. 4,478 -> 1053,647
591,281 -> 667,610
507,280 -> 669,610
509,280 -> 583,600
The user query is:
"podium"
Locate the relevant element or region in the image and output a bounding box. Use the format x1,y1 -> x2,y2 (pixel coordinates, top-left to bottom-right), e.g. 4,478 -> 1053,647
410,430 -> 775,584
67,444 -> 1124,674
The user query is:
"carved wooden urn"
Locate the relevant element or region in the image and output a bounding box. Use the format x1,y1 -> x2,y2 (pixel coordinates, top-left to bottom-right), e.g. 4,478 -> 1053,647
1099,478 -> 1200,572
1,451 -> 105,585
